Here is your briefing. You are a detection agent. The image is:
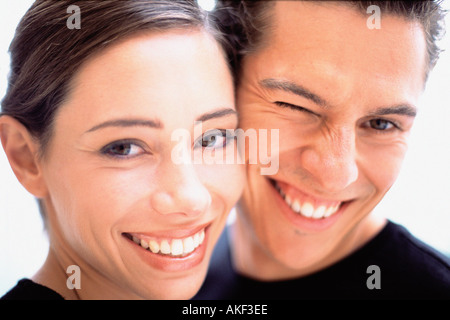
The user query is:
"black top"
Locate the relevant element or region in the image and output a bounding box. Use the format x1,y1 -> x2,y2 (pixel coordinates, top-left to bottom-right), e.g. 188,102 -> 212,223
193,221 -> 450,299
1,279 -> 64,300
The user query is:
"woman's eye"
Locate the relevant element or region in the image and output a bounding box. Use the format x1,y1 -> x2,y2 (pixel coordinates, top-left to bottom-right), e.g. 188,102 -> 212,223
368,119 -> 396,131
100,140 -> 145,158
195,129 -> 234,149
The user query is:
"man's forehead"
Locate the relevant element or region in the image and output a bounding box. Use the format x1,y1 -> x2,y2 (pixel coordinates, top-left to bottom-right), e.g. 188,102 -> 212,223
250,1 -> 427,88
270,1 -> 421,38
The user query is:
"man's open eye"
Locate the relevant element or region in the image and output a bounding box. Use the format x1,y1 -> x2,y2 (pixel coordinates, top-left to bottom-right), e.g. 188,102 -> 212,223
194,129 -> 234,149
368,119 -> 396,131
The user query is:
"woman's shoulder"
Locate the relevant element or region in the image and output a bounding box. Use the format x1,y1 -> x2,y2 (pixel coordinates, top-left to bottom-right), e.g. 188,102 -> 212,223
1,278 -> 64,300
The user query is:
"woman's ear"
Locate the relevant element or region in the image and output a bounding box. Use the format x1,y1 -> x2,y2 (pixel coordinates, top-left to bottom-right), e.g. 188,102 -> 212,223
0,115 -> 48,198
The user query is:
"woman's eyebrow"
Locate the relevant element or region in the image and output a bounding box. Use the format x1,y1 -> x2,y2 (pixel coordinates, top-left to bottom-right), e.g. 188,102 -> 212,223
195,108 -> 238,122
84,108 -> 237,134
85,118 -> 163,134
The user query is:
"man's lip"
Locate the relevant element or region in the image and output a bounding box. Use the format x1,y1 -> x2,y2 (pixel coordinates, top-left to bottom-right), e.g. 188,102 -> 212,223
269,178 -> 353,205
268,177 -> 353,232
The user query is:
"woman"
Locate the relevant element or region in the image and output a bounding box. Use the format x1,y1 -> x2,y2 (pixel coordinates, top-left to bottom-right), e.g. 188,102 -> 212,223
0,0 -> 244,299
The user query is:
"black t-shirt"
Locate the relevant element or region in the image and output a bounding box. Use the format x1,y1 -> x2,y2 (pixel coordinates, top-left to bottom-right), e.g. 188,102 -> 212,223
1,279 -> 64,300
193,221 -> 450,299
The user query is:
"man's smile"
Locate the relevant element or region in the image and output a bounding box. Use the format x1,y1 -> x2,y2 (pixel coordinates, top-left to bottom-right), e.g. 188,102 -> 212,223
267,177 -> 354,232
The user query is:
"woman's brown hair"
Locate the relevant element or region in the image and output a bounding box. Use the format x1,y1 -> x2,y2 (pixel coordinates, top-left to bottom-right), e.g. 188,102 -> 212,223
1,0 -> 231,157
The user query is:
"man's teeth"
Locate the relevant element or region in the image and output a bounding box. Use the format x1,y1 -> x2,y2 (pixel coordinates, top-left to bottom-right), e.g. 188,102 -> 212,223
275,184 -> 340,219
132,229 -> 205,257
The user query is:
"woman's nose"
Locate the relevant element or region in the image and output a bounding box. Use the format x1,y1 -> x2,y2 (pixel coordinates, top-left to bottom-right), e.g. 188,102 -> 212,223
150,161 -> 211,217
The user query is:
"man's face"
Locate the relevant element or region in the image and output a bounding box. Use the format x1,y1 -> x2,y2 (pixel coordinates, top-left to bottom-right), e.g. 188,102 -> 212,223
237,1 -> 426,276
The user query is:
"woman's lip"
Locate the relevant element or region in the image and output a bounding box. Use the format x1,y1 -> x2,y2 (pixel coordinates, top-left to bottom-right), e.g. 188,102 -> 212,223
123,225 -> 210,272
124,222 -> 211,241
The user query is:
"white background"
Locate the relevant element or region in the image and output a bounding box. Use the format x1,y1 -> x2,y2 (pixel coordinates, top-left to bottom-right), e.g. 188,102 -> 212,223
1,0 -> 449,296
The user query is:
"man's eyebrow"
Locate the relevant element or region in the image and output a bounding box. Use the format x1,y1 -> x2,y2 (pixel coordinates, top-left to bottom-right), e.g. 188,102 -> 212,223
368,105 -> 417,117
195,108 -> 238,122
261,78 -> 417,118
260,78 -> 328,107
85,118 -> 162,133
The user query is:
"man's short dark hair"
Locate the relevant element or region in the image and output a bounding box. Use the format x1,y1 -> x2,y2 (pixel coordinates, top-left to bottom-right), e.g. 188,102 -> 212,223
212,0 -> 446,81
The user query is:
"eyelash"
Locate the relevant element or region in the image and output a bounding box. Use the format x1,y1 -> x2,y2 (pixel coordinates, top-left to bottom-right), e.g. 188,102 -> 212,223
100,139 -> 147,159
274,101 -> 315,115
363,118 -> 402,134
194,129 -> 235,149
100,130 -> 235,160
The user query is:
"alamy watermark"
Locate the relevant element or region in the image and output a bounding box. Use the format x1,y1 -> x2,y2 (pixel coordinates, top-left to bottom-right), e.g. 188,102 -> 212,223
367,5 -> 381,30
366,265 -> 381,290
66,5 -> 81,30
65,4 -> 381,31
66,265 -> 81,290
171,121 -> 279,176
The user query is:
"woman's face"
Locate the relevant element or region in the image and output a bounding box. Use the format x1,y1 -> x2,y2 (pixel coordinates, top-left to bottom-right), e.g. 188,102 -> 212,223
39,30 -> 244,299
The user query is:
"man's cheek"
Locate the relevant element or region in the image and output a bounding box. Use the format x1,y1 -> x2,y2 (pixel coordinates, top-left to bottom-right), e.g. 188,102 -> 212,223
362,152 -> 406,193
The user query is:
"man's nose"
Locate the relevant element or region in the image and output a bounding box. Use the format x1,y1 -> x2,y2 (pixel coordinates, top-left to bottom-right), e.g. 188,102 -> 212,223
299,127 -> 359,193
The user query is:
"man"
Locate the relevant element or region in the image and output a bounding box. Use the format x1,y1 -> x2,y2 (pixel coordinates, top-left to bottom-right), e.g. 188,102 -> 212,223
194,0 -> 450,299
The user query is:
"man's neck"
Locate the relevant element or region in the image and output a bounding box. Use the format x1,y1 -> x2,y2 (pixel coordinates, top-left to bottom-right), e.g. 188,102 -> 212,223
229,211 -> 386,281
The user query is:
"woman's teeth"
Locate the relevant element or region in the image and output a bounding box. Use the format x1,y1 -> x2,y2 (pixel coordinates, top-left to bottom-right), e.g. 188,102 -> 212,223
131,229 -> 205,257
274,183 -> 341,219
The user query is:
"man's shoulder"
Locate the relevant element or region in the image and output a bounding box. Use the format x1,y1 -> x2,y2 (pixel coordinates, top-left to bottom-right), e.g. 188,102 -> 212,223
194,221 -> 450,299
371,220 -> 450,271
354,220 -> 450,298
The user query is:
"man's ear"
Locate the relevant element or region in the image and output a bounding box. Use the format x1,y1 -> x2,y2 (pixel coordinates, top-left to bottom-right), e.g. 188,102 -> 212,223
0,115 -> 48,198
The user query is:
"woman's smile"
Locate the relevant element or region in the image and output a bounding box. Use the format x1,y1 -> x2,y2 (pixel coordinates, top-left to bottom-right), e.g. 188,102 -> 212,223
122,224 -> 210,272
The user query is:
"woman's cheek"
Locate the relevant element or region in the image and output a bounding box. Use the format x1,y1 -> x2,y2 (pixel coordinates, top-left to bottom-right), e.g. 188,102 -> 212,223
199,163 -> 246,209
50,166 -> 138,236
